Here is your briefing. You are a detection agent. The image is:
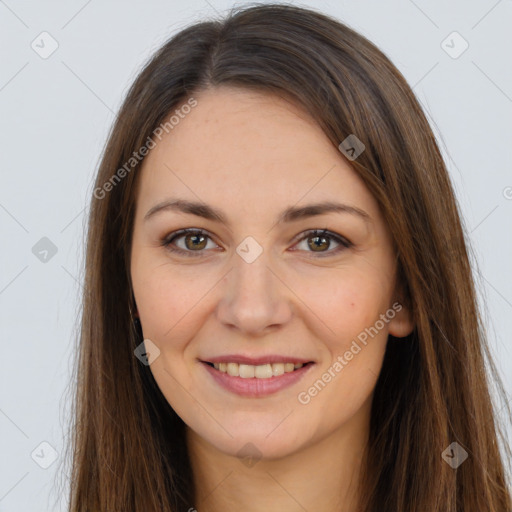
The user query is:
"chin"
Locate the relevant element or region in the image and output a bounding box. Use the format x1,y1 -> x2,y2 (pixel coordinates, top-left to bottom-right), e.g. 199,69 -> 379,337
189,415 -> 312,462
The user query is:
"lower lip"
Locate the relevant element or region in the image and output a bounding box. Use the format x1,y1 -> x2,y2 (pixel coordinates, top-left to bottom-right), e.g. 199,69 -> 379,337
201,362 -> 315,398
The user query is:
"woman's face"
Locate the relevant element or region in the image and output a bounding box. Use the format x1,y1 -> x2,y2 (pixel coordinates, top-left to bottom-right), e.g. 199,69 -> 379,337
130,86 -> 413,459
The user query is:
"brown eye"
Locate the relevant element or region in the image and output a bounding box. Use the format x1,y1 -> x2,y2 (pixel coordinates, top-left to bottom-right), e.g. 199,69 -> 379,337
183,232 -> 208,250
162,229 -> 218,257
294,229 -> 352,256
307,233 -> 330,252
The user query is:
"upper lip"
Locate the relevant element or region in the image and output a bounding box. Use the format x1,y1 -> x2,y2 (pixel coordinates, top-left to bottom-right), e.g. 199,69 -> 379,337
201,355 -> 314,365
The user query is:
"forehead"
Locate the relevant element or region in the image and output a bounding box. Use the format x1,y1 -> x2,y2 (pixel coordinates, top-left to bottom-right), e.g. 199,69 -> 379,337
136,87 -> 379,223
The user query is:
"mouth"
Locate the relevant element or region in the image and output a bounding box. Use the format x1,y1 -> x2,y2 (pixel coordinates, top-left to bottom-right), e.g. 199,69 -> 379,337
199,357 -> 315,397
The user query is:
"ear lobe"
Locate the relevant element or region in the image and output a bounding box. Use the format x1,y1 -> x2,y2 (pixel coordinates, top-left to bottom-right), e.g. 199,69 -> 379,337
388,303 -> 414,338
388,273 -> 414,338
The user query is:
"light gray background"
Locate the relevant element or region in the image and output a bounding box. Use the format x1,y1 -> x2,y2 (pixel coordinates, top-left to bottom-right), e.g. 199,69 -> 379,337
1,0 -> 511,510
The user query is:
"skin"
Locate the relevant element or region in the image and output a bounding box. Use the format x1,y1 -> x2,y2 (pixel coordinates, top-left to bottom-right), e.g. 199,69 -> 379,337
130,86 -> 414,512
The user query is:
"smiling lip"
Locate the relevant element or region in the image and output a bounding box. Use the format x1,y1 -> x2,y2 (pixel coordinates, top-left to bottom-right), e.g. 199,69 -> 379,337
200,358 -> 315,397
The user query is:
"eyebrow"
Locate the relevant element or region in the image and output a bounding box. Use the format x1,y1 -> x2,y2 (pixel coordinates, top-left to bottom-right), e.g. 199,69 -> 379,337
144,199 -> 372,225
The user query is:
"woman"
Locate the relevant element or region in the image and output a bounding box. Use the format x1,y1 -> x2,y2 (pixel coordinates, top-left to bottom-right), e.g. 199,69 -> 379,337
66,3 -> 512,511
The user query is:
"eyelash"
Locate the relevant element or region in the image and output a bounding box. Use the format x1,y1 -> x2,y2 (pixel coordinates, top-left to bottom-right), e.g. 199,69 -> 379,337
160,228 -> 353,258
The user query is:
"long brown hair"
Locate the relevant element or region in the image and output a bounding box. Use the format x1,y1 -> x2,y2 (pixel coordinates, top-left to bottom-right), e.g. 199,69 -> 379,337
65,3 -> 512,510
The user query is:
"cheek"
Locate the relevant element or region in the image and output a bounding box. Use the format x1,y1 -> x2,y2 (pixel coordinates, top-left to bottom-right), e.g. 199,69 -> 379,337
293,269 -> 391,418
131,265 -> 210,419
295,267 -> 391,350
134,277 -> 182,340
132,260 -> 220,358
293,267 -> 391,405
132,261 -> 183,339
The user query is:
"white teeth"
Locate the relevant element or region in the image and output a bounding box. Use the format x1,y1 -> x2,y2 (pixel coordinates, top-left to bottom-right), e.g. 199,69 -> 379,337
227,362 -> 238,376
239,364 -> 255,378
255,364 -> 273,379
272,363 -> 285,376
211,361 -> 305,378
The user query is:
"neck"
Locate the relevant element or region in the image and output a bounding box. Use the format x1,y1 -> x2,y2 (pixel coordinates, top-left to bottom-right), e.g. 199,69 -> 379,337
185,401 -> 370,512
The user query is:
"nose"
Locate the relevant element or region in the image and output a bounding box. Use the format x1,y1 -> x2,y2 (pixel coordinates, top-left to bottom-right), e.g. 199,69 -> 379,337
215,248 -> 293,336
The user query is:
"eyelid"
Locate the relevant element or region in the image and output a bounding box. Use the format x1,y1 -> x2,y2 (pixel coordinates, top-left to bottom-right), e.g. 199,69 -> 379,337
161,228 -> 220,257
291,228 -> 353,256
